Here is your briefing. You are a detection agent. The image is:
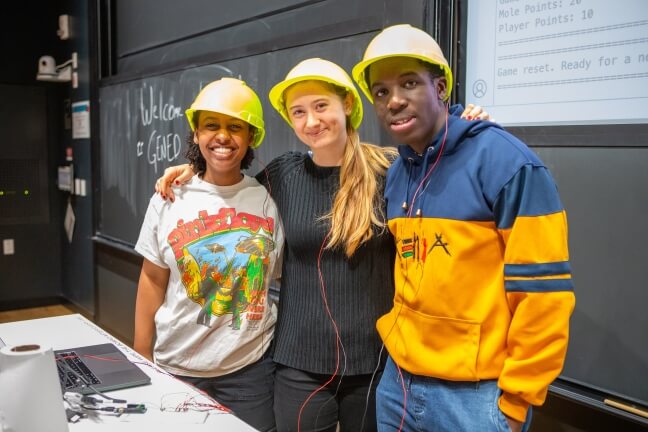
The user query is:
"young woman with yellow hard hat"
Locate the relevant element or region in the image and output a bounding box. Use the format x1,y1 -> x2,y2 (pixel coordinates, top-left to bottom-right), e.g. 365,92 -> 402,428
264,57 -> 397,432
134,77 -> 284,432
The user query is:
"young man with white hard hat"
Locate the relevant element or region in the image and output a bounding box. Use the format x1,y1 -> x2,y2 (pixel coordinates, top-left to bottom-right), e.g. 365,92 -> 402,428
352,24 -> 575,432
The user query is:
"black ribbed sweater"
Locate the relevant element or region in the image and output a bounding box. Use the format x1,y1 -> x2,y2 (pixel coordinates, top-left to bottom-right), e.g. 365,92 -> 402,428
256,152 -> 395,375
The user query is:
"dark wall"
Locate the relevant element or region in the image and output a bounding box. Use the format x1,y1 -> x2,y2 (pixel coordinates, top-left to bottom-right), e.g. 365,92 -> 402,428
0,1 -> 96,315
0,4 -> 63,309
1,5 -> 64,84
59,0 -> 95,315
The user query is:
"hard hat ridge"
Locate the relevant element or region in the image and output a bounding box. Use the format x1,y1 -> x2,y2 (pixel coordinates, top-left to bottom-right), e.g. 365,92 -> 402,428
352,24 -> 454,103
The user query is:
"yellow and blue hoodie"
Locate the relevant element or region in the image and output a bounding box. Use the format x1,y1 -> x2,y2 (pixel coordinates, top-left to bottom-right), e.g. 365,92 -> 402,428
378,105 -> 575,422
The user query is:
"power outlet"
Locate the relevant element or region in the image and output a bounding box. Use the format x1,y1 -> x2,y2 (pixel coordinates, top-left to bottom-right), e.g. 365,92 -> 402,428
3,239 -> 15,255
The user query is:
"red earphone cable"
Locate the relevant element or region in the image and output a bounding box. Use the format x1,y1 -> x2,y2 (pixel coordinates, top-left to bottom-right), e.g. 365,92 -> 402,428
296,230 -> 344,432
396,364 -> 407,432
406,107 -> 449,217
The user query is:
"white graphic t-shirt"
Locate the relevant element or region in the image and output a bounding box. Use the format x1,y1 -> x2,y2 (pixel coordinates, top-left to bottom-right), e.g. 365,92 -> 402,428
135,175 -> 284,377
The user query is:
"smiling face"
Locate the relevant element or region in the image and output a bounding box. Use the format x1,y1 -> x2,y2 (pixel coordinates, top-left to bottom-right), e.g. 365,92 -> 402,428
368,57 -> 447,154
284,80 -> 352,166
194,110 -> 253,186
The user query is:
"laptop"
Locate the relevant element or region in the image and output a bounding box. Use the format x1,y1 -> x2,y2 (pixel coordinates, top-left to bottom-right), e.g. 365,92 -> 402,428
55,343 -> 151,394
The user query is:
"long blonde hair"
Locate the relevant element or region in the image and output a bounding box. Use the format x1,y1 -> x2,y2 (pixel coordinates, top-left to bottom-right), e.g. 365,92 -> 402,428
325,117 -> 397,257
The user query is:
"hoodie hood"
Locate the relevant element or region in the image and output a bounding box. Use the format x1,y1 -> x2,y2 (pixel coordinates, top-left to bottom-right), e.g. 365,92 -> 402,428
397,104 -> 502,164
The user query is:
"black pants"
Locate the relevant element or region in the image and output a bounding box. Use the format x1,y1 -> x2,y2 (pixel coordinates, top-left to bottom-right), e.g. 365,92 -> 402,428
177,355 -> 276,432
274,364 -> 381,432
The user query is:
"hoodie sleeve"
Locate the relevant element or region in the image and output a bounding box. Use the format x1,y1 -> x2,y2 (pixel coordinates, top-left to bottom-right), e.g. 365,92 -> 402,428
493,164 -> 576,422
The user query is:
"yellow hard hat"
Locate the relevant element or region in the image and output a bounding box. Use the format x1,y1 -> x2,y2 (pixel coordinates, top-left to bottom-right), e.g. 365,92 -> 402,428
352,24 -> 454,103
185,77 -> 265,148
268,58 -> 363,130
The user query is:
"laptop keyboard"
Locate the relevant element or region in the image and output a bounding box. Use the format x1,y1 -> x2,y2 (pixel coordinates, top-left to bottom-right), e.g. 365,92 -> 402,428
56,350 -> 101,390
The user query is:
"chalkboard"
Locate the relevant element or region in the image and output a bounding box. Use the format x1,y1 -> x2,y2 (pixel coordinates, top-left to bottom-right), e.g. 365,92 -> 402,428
535,147 -> 648,408
98,33 -> 382,246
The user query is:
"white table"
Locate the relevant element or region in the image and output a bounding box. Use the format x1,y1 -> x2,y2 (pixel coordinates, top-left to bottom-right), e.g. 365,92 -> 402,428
0,314 -> 258,431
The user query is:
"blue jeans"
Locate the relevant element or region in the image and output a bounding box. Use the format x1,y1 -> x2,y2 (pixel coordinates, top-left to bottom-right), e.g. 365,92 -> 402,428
376,356 -> 532,432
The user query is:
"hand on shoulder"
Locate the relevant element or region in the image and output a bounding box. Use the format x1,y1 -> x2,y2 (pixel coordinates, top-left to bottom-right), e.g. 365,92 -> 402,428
461,103 -> 494,122
155,164 -> 195,202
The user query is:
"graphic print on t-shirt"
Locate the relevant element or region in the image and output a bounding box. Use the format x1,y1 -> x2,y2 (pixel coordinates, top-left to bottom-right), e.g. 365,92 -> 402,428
167,207 -> 276,330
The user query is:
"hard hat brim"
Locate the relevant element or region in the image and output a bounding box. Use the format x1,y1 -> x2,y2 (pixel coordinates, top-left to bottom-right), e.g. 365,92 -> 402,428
269,74 -> 363,130
184,78 -> 266,148
352,53 -> 454,104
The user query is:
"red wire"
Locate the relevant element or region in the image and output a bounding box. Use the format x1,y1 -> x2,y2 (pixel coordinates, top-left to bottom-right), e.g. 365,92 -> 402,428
406,107 -> 449,217
394,106 -> 450,429
396,364 -> 407,432
58,353 -> 232,413
297,230 -> 343,432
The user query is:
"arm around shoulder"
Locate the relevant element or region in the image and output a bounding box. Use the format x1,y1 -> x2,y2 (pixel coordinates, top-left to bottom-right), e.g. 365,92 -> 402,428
155,164 -> 195,202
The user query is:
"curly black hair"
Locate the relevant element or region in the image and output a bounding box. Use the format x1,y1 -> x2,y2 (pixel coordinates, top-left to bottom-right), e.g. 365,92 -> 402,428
184,121 -> 256,176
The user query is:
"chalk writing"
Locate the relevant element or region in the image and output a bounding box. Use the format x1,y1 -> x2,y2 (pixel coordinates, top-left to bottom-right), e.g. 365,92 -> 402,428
136,84 -> 185,173
140,85 -> 183,126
